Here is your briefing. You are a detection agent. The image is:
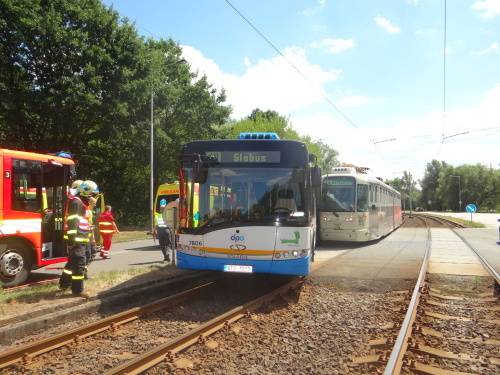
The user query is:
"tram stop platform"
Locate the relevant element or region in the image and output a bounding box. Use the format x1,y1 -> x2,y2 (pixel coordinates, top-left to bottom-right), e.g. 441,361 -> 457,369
310,227 -> 427,292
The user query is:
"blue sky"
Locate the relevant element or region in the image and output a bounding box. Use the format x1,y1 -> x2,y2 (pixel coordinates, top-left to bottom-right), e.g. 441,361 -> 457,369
104,0 -> 500,179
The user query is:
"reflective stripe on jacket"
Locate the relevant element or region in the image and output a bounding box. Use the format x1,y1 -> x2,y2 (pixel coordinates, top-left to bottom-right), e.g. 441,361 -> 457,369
98,211 -> 115,234
63,196 -> 91,244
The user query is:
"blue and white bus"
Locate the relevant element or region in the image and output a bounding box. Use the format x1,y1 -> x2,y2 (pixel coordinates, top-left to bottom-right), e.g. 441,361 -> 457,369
176,133 -> 321,276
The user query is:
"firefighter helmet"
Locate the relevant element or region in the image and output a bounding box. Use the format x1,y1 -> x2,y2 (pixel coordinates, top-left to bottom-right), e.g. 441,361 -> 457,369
78,180 -> 98,197
71,180 -> 83,189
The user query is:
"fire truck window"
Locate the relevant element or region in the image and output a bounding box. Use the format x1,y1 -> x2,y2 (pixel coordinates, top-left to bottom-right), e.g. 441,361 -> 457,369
12,160 -> 42,212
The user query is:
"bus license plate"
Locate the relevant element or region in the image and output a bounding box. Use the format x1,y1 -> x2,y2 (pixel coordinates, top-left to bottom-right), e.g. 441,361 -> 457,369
223,265 -> 253,273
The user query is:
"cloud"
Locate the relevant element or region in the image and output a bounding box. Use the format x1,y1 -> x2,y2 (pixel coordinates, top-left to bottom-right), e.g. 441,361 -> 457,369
181,45 -> 341,119
290,84 -> 500,179
408,0 -> 419,5
374,16 -> 401,34
301,0 -> 327,16
472,0 -> 500,18
478,41 -> 499,54
243,57 -> 252,68
337,95 -> 376,108
310,38 -> 356,54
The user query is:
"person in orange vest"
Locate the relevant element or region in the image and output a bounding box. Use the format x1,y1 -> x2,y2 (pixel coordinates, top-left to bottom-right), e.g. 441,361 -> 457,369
98,205 -> 119,259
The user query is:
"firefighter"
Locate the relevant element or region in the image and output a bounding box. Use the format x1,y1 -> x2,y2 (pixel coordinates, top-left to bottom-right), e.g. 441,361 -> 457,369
59,181 -> 97,298
98,205 -> 119,259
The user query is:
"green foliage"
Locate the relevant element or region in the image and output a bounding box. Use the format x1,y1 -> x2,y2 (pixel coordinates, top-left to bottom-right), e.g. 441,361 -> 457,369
419,160 -> 499,212
0,0 -> 230,225
219,109 -> 339,173
385,171 -> 419,210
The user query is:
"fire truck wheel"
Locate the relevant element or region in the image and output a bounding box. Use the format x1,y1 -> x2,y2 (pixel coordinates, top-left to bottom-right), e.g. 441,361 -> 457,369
0,245 -> 31,287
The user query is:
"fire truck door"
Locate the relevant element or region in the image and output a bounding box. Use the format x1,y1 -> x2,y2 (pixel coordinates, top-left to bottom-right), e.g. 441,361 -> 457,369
41,162 -> 68,259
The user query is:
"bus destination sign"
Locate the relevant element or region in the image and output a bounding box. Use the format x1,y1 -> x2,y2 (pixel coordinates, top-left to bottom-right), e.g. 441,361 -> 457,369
324,177 -> 354,186
206,151 -> 281,163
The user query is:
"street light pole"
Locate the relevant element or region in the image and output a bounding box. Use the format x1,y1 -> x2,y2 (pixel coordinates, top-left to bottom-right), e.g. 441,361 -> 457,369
150,58 -> 187,235
451,175 -> 461,212
150,91 -> 154,235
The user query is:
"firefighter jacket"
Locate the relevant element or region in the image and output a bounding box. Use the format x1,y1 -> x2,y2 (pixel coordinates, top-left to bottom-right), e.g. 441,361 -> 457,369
64,196 -> 91,245
98,211 -> 115,234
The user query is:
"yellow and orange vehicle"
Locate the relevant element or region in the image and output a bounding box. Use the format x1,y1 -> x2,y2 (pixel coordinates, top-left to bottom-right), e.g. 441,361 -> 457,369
0,148 -> 75,287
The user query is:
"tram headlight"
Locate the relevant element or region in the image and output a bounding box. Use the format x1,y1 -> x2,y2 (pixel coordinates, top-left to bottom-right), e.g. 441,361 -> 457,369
345,216 -> 353,222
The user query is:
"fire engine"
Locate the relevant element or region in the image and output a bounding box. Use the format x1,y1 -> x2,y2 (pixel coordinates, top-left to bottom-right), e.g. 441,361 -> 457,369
0,149 -> 75,287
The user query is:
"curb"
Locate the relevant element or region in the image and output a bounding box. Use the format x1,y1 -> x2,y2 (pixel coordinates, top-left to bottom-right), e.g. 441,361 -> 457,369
0,271 -> 210,345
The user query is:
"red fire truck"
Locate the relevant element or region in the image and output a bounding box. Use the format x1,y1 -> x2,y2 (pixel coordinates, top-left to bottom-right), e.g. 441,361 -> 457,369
0,149 -> 75,287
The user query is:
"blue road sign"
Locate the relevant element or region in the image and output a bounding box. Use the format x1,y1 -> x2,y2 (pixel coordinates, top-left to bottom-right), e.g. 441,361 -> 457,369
466,203 -> 477,213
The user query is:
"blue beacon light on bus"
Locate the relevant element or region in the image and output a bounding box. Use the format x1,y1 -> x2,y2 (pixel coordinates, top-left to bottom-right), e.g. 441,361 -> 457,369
237,132 -> 280,140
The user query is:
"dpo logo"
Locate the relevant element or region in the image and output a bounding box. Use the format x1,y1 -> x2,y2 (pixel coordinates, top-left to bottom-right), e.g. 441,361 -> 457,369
230,234 -> 245,242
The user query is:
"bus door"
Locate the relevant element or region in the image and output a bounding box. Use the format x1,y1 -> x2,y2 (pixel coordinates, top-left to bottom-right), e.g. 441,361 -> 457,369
41,161 -> 70,259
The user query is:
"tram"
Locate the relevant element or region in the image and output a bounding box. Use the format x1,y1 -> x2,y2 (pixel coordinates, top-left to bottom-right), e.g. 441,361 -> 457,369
319,166 -> 402,242
176,132 -> 321,276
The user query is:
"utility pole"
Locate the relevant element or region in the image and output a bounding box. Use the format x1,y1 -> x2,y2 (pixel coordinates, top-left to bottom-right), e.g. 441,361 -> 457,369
150,58 -> 187,235
451,175 -> 462,212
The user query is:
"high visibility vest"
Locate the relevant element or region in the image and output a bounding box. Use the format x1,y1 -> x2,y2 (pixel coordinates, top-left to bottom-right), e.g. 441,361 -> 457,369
155,212 -> 167,228
98,213 -> 115,234
63,196 -> 91,243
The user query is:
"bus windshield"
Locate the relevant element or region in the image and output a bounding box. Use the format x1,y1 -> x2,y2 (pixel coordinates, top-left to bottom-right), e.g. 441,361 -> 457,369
322,176 -> 355,212
182,167 -> 307,230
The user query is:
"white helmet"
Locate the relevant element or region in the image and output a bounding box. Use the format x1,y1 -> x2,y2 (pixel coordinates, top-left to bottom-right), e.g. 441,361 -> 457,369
71,180 -> 83,189
78,180 -> 98,197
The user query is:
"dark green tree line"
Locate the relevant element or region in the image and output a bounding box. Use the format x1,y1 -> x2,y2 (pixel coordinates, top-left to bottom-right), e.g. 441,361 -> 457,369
0,0 -> 230,225
419,160 -> 499,212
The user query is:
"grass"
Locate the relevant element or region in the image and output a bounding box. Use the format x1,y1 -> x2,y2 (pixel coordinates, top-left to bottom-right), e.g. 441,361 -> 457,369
428,214 -> 485,228
113,230 -> 151,243
0,264 -> 165,308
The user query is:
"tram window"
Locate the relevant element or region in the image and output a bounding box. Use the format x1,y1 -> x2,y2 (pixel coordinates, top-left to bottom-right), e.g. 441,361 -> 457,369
357,184 -> 368,212
12,159 -> 42,212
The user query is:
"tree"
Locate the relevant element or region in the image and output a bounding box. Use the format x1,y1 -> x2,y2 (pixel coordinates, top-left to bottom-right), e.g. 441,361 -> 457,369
419,160 -> 449,211
0,0 -> 231,225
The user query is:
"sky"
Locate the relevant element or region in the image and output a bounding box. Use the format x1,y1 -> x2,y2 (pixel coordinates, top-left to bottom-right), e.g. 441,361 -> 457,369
104,0 -> 500,180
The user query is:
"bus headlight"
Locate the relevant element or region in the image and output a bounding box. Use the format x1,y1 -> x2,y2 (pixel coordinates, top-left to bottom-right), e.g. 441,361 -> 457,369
282,251 -> 289,258
292,250 -> 299,257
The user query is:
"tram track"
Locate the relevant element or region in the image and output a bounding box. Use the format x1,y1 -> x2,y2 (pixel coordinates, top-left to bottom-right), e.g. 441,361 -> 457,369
0,276 -> 303,374
0,281 -> 216,371
353,215 -> 500,374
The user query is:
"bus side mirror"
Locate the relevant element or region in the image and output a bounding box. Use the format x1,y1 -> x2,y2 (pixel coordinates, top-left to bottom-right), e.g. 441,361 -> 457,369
193,155 -> 207,184
312,167 -> 321,188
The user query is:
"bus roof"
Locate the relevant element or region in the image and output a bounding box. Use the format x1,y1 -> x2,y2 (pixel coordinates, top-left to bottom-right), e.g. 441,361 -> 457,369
0,148 -> 75,165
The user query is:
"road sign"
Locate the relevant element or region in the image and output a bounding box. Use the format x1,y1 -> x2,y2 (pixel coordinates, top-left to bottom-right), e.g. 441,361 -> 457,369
465,203 -> 477,213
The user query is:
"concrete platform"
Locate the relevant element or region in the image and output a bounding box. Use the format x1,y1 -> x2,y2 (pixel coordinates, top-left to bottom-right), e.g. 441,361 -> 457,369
311,227 -> 428,291
428,228 -> 489,276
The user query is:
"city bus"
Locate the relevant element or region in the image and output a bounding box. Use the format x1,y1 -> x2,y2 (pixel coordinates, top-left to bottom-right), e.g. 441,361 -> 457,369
319,166 -> 402,242
176,132 -> 321,276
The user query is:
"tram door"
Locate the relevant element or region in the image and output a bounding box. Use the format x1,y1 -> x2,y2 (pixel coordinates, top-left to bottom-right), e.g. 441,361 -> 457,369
368,184 -> 379,238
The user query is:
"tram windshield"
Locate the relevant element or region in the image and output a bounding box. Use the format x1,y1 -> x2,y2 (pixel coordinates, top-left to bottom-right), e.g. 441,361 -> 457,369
322,176 -> 355,212
181,167 -> 307,230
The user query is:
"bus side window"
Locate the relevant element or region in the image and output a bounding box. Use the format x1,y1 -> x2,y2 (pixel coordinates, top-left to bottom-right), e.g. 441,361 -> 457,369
12,159 -> 42,212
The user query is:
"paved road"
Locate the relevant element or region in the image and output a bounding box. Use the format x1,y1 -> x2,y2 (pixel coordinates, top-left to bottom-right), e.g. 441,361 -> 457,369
35,238 -> 167,277
457,228 -> 500,276
311,227 -> 428,291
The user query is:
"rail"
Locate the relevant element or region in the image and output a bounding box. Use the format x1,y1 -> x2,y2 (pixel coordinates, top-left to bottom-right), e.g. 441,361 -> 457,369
0,281 -> 215,369
104,277 -> 304,375
383,215 -> 431,375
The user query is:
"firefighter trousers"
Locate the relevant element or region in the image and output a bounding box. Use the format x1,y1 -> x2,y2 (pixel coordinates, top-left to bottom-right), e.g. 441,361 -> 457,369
59,244 -> 87,294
